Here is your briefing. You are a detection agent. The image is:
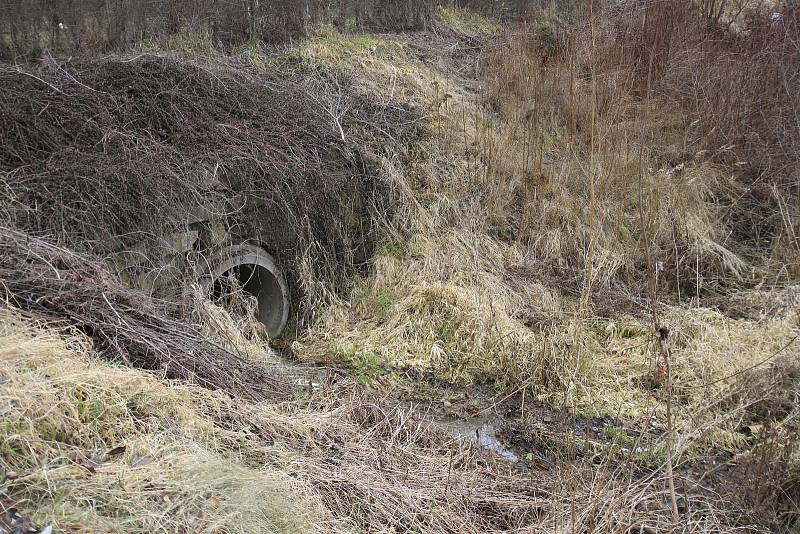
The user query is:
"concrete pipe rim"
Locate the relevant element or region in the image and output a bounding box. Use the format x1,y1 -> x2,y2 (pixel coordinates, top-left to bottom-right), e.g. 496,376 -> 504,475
206,243 -> 290,338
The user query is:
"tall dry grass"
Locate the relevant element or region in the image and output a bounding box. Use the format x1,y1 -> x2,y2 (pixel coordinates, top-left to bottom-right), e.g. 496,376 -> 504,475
481,0 -> 800,298
288,8 -> 800,529
293,1 -> 798,357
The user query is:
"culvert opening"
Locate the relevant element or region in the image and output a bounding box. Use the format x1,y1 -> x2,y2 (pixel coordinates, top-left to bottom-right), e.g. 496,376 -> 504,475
208,245 -> 290,338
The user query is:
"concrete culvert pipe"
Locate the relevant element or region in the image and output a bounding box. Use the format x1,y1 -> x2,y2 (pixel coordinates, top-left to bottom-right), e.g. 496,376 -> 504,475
208,244 -> 290,338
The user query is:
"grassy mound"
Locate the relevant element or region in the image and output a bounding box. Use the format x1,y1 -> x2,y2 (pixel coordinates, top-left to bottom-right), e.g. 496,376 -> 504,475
0,307 -> 324,532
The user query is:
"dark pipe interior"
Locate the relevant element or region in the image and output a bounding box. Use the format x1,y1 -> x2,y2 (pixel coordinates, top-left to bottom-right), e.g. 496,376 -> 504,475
211,263 -> 284,337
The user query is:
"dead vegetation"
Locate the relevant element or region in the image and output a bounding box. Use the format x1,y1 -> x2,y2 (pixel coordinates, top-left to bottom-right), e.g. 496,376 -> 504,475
0,227 -> 291,400
0,308 -> 324,533
0,307 -> 779,533
291,3 -> 800,529
479,1 -> 800,295
0,52 -> 414,316
0,1 -> 799,532
0,0 -> 534,60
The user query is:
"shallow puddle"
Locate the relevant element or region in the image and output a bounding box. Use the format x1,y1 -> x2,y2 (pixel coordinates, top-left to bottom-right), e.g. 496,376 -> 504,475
434,416 -> 519,462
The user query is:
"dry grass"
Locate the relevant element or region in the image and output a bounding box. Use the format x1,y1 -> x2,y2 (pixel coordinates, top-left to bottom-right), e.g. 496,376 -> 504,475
434,6 -> 502,36
188,283 -> 277,361
292,7 -> 798,407
289,9 -> 800,529
0,306 -> 774,532
0,307 -> 325,533
2,4 -> 799,532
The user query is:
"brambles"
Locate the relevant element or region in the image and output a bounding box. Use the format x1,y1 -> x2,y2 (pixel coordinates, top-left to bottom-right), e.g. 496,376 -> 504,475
0,53 -> 418,317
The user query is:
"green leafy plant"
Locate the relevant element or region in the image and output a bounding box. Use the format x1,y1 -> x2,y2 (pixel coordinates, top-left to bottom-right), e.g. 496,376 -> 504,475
375,293 -> 394,316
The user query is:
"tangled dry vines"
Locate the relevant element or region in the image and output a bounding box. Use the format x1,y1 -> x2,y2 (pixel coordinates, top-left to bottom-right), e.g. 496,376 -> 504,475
0,54 -> 416,311
0,226 -> 290,400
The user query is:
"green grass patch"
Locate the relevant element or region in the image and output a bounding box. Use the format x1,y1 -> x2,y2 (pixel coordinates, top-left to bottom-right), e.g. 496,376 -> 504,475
434,7 -> 501,36
374,293 -> 394,317
338,346 -> 386,383
376,242 -> 404,259
602,424 -> 633,444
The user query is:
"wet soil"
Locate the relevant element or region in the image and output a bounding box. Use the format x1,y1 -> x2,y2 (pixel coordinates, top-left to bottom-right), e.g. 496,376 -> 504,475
389,370 -> 744,493
280,350 -> 745,503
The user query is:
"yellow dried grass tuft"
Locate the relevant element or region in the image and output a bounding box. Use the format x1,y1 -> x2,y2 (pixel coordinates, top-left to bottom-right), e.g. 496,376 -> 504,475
0,307 -> 324,533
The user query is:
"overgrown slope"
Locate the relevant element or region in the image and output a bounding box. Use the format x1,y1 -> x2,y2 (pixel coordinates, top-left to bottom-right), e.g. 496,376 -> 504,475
1,3 -> 799,533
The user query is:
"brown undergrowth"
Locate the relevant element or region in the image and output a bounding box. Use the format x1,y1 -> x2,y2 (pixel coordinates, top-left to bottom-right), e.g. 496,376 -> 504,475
0,226 -> 292,400
0,3 -> 798,532
0,51 -> 417,319
0,306 -> 772,532
290,5 -> 800,529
